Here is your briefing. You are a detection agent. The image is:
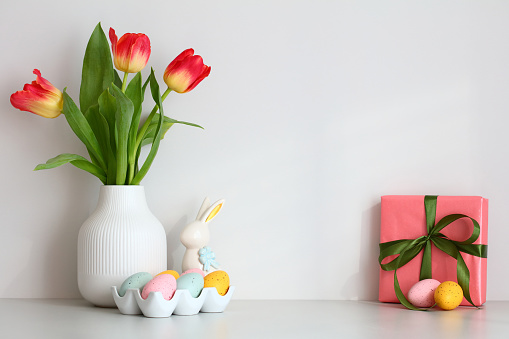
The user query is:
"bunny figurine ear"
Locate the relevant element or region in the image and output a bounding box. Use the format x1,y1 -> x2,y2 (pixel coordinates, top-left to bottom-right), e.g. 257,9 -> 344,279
199,199 -> 225,223
196,197 -> 211,220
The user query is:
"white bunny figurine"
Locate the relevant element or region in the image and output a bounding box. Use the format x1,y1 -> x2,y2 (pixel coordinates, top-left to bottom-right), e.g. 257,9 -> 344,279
180,197 -> 225,273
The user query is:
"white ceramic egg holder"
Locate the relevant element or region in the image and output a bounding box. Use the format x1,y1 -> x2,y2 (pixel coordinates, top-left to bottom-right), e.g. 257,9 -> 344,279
111,285 -> 236,317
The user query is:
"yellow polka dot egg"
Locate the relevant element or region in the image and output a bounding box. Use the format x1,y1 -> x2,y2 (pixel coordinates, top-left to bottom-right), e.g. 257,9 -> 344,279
434,281 -> 464,310
204,270 -> 230,296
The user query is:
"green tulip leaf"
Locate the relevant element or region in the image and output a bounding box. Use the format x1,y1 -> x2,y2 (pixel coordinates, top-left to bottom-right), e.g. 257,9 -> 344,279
35,153 -> 89,170
114,70 -> 122,89
63,90 -> 106,170
97,89 -> 117,150
85,104 -> 111,165
142,76 -> 150,101
34,153 -> 106,184
140,116 -> 203,147
110,84 -> 134,185
97,88 -> 118,184
131,68 -> 165,185
141,121 -> 173,147
80,23 -> 114,115
71,160 -> 107,184
163,117 -> 204,130
125,73 -> 143,183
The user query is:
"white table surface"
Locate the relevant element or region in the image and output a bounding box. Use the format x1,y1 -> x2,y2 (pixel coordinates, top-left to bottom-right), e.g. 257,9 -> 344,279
0,299 -> 508,339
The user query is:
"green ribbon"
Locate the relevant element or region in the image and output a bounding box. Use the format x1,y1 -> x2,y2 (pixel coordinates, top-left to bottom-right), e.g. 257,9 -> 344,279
378,196 -> 487,310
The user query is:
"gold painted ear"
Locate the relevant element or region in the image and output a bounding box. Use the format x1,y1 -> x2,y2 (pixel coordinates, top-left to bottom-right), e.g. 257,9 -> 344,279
200,199 -> 225,223
205,203 -> 223,222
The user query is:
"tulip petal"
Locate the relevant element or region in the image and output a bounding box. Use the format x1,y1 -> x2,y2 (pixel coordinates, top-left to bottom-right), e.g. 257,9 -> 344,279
163,49 -> 210,93
165,48 -> 195,73
185,65 -> 211,93
110,29 -> 151,73
22,82 -> 61,102
109,28 -> 118,57
128,35 -> 151,73
163,70 -> 193,93
115,34 -> 136,69
10,69 -> 63,118
33,69 -> 59,93
10,90 -> 61,119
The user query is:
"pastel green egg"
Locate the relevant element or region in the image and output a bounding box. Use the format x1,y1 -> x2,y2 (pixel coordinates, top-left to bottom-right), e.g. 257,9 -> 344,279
118,272 -> 153,297
176,273 -> 205,298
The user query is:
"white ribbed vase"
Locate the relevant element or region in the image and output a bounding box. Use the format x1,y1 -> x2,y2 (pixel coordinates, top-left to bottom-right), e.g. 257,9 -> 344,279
77,186 -> 167,307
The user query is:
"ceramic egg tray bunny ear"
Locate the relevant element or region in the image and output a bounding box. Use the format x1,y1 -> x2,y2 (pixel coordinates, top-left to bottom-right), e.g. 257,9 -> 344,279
180,197 -> 225,274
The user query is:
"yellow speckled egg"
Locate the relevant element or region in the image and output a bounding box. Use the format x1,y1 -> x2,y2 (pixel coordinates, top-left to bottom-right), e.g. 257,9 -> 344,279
156,270 -> 180,280
204,270 -> 230,296
434,281 -> 463,310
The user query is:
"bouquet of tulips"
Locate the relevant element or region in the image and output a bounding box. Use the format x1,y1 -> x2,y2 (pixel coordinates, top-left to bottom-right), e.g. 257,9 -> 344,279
10,23 -> 210,185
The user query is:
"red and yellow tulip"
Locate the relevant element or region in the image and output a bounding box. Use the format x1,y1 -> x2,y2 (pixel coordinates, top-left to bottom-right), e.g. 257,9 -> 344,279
163,49 -> 211,93
11,23 -> 212,186
109,28 -> 151,73
10,69 -> 63,118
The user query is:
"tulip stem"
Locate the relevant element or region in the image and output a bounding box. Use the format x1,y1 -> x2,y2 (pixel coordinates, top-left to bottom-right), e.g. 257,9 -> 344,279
161,87 -> 172,102
134,88 -> 172,151
128,87 -> 172,183
121,72 -> 128,92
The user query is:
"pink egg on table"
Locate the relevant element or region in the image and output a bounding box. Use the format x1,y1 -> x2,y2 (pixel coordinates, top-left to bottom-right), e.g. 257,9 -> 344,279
407,279 -> 441,308
141,274 -> 177,300
181,268 -> 205,277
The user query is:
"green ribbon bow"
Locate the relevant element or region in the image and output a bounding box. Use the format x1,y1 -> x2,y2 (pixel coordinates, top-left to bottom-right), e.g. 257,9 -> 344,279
378,196 -> 487,310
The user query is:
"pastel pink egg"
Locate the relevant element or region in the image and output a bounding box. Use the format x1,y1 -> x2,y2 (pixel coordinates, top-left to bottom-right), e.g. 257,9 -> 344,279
181,268 -> 205,277
407,279 -> 441,308
141,274 -> 177,300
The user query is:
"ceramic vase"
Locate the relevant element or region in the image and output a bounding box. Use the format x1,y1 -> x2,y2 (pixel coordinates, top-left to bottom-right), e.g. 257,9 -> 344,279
77,185 -> 167,307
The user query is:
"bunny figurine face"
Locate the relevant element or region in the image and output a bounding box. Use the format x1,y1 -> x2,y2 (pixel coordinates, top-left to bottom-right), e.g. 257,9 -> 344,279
180,197 -> 224,273
180,220 -> 210,249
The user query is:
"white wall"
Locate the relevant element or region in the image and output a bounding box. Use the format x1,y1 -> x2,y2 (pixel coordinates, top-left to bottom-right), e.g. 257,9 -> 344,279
1,0 -> 508,300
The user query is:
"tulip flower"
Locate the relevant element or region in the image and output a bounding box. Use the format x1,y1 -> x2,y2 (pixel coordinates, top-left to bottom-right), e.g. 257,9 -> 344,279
109,28 -> 151,74
10,69 -> 63,118
163,49 -> 211,93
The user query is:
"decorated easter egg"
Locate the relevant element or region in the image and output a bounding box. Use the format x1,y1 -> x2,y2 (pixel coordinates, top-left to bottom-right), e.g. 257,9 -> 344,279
182,268 -> 205,277
434,281 -> 463,310
141,274 -> 177,300
118,272 -> 152,297
156,270 -> 180,280
177,273 -> 205,298
204,270 -> 230,296
407,279 -> 441,308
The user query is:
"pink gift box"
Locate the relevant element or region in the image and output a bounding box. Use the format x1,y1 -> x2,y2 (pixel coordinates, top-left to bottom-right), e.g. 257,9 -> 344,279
379,195 -> 488,306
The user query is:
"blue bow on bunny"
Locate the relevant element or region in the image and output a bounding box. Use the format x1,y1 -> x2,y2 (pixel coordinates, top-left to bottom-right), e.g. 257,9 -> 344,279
199,246 -> 220,271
